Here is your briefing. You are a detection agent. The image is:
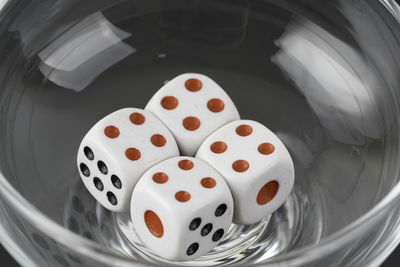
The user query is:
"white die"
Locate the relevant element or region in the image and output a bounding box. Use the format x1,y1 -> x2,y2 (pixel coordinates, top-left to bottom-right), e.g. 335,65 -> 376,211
145,73 -> 240,156
77,108 -> 179,212
196,120 -> 294,225
130,157 -> 233,261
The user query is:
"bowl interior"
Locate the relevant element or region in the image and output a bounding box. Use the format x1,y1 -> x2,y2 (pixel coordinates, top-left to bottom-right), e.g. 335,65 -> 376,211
0,0 -> 399,265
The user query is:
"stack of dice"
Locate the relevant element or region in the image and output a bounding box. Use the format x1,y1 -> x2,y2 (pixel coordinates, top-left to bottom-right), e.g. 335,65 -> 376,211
77,74 -> 295,261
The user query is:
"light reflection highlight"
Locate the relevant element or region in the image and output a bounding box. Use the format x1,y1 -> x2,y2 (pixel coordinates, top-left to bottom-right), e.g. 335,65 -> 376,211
38,12 -> 135,91
272,17 -> 393,145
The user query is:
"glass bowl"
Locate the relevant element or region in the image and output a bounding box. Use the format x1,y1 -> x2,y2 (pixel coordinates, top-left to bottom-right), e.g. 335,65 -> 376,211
1,0 -> 400,266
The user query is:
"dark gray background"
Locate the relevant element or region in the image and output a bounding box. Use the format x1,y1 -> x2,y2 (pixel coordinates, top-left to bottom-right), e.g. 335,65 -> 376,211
0,243 -> 399,266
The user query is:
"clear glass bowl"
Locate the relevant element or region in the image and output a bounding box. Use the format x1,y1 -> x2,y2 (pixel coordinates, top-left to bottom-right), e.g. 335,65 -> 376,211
1,0 -> 400,266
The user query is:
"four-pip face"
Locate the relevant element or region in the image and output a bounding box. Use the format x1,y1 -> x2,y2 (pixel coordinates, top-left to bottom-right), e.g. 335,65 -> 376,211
77,108 -> 179,212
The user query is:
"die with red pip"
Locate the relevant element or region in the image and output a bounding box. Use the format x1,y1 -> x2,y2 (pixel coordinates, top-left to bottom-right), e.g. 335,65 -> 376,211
196,120 -> 295,225
77,108 -> 179,212
130,157 -> 233,261
145,73 -> 240,156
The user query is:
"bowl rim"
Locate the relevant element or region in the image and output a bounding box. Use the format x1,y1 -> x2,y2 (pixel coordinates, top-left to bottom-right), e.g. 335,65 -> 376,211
1,0 -> 400,265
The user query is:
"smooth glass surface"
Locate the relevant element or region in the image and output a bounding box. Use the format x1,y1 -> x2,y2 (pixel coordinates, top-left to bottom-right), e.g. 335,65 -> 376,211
1,0 -> 400,266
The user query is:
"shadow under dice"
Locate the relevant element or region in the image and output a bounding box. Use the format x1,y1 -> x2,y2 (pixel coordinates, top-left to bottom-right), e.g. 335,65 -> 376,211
77,108 -> 179,212
196,120 -> 295,225
145,73 -> 240,156
130,157 -> 233,261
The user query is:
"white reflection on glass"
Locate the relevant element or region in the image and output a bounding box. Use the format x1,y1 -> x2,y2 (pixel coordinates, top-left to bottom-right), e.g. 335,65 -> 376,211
0,0 -> 7,11
38,12 -> 135,91
277,132 -> 315,169
272,15 -> 393,145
